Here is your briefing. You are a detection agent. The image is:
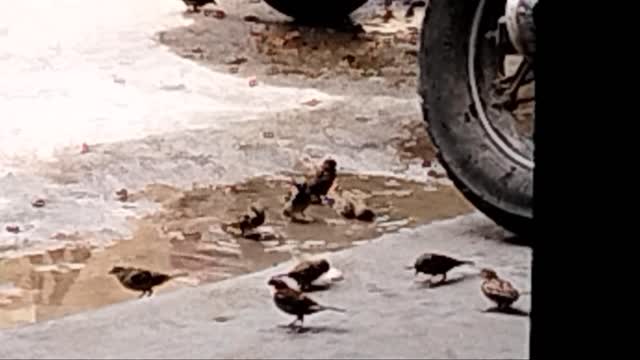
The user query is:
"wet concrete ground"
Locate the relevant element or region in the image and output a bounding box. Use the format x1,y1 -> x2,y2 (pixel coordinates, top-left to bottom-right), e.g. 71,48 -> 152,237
1,3 -> 530,357
0,172 -> 472,328
0,213 -> 531,359
0,0 -> 478,329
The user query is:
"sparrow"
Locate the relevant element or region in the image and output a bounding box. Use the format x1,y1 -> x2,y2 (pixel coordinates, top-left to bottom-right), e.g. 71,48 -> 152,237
411,252 -> 474,285
109,266 -> 188,298
221,204 -> 266,238
337,198 -> 376,222
283,259 -> 331,291
268,277 -> 346,329
307,159 -> 337,204
479,268 -> 523,310
182,0 -> 217,13
282,181 -> 312,221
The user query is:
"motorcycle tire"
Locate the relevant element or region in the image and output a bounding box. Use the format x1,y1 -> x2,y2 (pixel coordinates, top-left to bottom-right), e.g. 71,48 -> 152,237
263,0 -> 369,22
418,0 -> 534,237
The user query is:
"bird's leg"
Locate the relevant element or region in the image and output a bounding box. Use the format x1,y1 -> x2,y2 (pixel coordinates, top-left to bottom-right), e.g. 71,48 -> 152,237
139,291 -> 146,298
147,289 -> 154,297
422,275 -> 433,285
295,316 -> 306,332
287,318 -> 299,328
438,273 -> 447,284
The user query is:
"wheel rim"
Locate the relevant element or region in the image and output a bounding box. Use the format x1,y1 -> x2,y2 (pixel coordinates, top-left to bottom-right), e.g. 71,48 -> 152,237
467,0 -> 535,171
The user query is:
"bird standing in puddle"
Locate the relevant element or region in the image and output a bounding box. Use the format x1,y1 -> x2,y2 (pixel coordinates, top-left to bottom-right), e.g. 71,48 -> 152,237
307,158 -> 338,205
282,181 -> 313,223
221,203 -> 267,239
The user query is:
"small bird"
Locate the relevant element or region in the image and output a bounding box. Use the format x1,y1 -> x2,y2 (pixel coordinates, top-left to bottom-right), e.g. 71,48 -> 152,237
182,0 -> 217,13
284,259 -> 331,291
337,197 -> 376,222
109,266 -> 188,298
411,252 -> 474,285
479,268 -> 522,310
307,159 -> 337,204
221,204 -> 266,238
268,277 -> 346,329
282,181 -> 312,222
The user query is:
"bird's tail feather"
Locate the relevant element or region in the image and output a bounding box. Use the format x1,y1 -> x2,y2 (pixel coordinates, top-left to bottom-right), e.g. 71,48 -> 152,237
221,222 -> 240,231
170,272 -> 189,279
321,305 -> 346,313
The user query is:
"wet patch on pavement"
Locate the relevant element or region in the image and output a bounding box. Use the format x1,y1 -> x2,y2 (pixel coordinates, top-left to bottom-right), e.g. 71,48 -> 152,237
0,174 -> 471,329
156,0 -> 424,97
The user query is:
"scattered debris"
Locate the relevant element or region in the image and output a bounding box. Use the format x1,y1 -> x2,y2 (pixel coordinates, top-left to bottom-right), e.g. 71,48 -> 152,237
263,131 -> 274,139
300,240 -> 327,250
81,143 -> 90,154
371,189 -> 413,197
203,9 -> 226,19
112,75 -> 126,85
384,179 -> 401,188
302,99 -> 321,107
115,188 -> 128,202
284,31 -> 301,41
182,231 -> 202,242
31,199 -> 46,208
225,56 -> 248,66
248,76 -> 258,87
378,218 -> 411,229
428,169 -> 447,179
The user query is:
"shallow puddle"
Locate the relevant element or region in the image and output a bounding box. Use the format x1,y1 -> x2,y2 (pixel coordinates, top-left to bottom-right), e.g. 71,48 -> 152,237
0,174 -> 471,328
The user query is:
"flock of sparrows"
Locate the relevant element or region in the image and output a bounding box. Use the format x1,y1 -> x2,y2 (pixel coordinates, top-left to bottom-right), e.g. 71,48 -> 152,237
116,0 -> 520,331
109,253 -> 527,330
109,158 -> 528,330
261,253 -> 527,330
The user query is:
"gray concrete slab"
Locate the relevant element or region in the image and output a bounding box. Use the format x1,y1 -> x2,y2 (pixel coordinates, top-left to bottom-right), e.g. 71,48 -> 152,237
0,213 -> 530,359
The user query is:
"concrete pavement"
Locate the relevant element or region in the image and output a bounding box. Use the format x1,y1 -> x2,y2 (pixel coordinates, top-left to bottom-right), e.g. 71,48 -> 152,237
0,213 -> 530,359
